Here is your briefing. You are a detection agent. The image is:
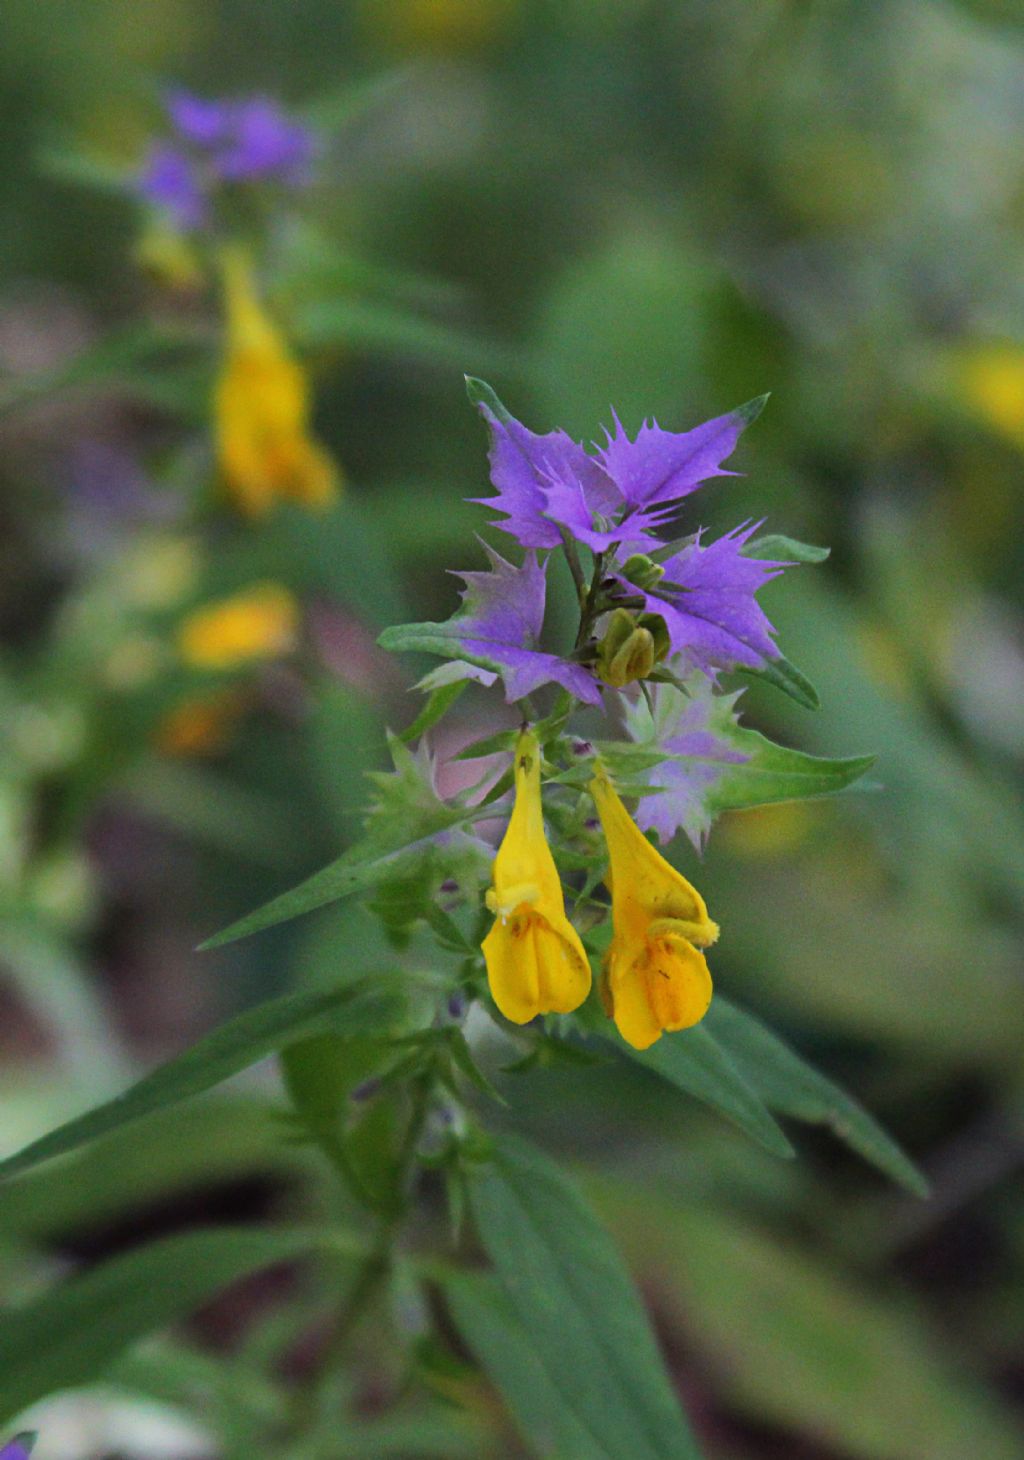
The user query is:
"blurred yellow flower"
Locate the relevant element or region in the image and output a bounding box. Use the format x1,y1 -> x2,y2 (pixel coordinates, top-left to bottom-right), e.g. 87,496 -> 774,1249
482,729 -> 591,1024
215,251 -> 339,516
590,767 -> 717,1050
961,343 -> 1024,446
155,689 -> 246,758
177,584 -> 299,670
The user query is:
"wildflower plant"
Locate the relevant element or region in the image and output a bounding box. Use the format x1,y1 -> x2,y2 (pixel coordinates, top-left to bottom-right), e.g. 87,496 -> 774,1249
0,376 -> 928,1457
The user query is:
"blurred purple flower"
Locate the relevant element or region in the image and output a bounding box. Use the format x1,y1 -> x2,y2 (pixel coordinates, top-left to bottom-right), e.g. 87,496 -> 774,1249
137,90 -> 317,227
138,143 -> 207,230
166,89 -> 232,147
216,97 -> 316,184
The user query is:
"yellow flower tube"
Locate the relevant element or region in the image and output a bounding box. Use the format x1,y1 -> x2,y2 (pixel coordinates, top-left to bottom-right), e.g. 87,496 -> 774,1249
482,729 -> 591,1023
215,250 -> 339,516
590,766 -> 718,1050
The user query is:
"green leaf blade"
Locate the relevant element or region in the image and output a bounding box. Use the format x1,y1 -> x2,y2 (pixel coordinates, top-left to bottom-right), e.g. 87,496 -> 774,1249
742,654 -> 821,710
466,1135 -> 701,1460
0,981 -> 406,1183
0,1227 -> 321,1423
709,731 -> 876,815
706,999 -> 928,1195
613,1026 -> 795,1159
444,1272 -> 612,1460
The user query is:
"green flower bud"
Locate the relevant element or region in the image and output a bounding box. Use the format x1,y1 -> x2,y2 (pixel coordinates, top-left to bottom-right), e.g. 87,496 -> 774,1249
595,609 -> 656,688
637,612 -> 671,664
619,554 -> 666,591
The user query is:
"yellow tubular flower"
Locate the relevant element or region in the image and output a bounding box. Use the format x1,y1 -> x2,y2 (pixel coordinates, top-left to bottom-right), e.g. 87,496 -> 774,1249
482,729 -> 591,1024
590,767 -> 718,1051
215,251 -> 339,516
177,584 -> 299,670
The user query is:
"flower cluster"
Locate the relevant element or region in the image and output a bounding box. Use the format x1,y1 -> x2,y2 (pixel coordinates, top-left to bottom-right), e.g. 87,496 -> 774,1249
483,729 -> 716,1049
379,379 -> 868,1051
139,90 -> 317,232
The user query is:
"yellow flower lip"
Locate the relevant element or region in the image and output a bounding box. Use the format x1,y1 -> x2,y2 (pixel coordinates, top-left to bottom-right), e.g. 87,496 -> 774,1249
481,729 -> 591,1025
215,249 -> 340,517
589,763 -> 716,1050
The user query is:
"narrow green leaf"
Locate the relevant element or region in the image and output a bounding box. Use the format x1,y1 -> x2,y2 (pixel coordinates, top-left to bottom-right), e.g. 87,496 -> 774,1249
398,680 -> 466,744
444,1030 -> 508,1107
453,728 -> 517,761
709,734 -> 876,814
741,533 -> 831,564
301,65 -> 416,131
0,981 -> 406,1182
706,1000 -> 928,1195
612,1026 -> 795,1159
445,1272 -> 612,1460
0,1227 -> 320,1423
295,299 -> 516,373
742,654 -> 820,710
200,797 -> 501,951
467,1135 -> 701,1460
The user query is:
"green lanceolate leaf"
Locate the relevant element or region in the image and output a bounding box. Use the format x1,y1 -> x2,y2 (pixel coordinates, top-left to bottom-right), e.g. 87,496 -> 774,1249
445,1272 -> 615,1460
0,1227 -> 324,1423
741,533 -> 831,564
466,1135 -> 701,1460
708,732 -> 876,816
200,807 -> 492,951
202,736 -> 498,951
0,980 -> 407,1183
742,653 -> 821,710
706,999 -> 928,1195
612,1025 -> 795,1159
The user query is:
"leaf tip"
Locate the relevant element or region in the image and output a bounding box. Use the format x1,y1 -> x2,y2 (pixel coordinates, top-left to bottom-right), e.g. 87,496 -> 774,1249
736,392 -> 771,426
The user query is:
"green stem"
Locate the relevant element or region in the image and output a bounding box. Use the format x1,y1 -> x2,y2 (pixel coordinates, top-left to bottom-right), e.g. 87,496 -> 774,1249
558,527 -> 587,606
285,1230 -> 392,1439
285,1069 -> 439,1441
574,550 -> 607,650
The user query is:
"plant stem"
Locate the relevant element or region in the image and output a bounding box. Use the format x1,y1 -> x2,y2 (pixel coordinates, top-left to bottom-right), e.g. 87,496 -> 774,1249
574,550 -> 607,650
284,1069 -> 438,1442
558,527 -> 587,606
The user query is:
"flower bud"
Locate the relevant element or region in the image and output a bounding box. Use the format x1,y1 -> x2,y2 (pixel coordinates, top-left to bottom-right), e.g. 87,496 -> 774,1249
619,554 -> 666,591
595,608 -> 655,688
